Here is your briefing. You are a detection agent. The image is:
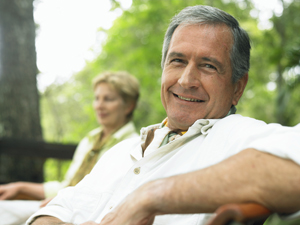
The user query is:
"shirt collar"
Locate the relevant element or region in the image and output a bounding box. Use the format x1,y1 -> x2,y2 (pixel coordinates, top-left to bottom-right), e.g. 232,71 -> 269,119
88,121 -> 136,142
140,106 -> 236,145
112,121 -> 136,139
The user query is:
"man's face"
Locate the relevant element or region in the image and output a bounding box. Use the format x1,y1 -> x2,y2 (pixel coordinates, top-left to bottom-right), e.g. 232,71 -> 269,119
161,24 -> 247,130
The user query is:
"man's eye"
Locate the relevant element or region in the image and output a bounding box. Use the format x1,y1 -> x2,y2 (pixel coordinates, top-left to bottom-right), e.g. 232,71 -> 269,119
205,64 -> 217,70
171,58 -> 183,63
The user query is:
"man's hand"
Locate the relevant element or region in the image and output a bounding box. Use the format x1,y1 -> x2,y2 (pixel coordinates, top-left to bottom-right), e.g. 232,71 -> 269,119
80,222 -> 100,225
0,182 -> 20,200
31,215 -> 99,225
31,216 -> 74,225
33,188 -> 156,225
99,185 -> 157,225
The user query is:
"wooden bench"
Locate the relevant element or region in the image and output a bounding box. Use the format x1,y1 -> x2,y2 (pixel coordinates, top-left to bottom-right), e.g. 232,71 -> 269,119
0,138 -> 77,160
206,203 -> 271,225
0,138 -> 78,200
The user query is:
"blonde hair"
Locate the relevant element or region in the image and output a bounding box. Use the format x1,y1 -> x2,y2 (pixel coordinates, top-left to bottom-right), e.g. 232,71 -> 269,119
92,71 -> 140,120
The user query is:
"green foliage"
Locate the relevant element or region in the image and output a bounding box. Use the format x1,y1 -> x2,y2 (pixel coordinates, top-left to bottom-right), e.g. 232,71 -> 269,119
41,0 -> 300,181
72,0 -> 258,130
41,79 -> 98,143
44,159 -> 72,182
265,214 -> 300,225
41,80 -> 98,181
40,0 -> 262,143
259,0 -> 300,125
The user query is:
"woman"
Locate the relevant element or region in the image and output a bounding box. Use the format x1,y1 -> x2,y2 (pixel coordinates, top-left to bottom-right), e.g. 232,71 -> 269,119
53,71 -> 140,191
0,71 -> 140,224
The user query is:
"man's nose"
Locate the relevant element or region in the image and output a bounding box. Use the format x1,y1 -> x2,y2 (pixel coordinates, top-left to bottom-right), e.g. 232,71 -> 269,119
178,63 -> 201,89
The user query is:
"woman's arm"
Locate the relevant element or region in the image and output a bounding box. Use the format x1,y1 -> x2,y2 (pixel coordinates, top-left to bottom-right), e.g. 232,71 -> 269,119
0,182 -> 45,200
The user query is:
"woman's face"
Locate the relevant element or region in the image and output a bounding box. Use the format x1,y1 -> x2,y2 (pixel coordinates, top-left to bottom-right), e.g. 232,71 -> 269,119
93,83 -> 131,131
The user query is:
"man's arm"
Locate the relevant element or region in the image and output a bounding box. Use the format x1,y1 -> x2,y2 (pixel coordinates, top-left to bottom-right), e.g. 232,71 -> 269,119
30,216 -> 73,225
99,148 -> 300,225
31,216 -> 100,225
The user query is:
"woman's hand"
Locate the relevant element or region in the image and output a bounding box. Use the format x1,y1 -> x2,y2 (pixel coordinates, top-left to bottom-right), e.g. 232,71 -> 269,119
0,182 -> 21,200
0,182 -> 44,200
40,197 -> 54,207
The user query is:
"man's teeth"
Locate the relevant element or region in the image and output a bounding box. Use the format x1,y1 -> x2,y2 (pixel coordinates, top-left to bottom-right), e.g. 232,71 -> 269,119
177,95 -> 202,102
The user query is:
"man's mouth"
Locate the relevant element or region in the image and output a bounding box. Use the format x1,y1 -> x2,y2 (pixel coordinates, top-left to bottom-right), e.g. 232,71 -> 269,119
174,94 -> 204,102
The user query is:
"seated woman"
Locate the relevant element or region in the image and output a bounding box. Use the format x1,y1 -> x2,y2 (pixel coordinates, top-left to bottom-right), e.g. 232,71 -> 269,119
0,71 -> 140,225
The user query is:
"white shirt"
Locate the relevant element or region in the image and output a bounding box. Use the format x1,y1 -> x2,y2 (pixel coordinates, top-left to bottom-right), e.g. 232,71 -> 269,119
26,115 -> 300,225
0,122 -> 138,225
43,121 -> 138,197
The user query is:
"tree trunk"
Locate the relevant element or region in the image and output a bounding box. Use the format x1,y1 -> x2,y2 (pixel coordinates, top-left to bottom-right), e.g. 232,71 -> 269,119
0,0 -> 44,183
273,1 -> 289,126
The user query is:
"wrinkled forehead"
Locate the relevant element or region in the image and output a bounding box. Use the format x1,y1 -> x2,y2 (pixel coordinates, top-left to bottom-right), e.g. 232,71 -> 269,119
173,23 -> 233,46
167,23 -> 234,60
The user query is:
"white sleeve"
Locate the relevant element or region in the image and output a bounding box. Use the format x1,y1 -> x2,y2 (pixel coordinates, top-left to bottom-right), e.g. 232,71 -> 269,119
26,186 -> 76,224
218,115 -> 300,165
245,123 -> 300,165
43,136 -> 93,198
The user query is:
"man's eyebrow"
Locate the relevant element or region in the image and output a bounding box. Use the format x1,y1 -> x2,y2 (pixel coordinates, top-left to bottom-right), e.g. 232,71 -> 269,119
166,52 -> 186,59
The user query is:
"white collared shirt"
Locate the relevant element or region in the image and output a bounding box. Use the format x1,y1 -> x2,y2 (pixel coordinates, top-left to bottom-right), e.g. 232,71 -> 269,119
27,115 -> 300,225
43,121 -> 138,197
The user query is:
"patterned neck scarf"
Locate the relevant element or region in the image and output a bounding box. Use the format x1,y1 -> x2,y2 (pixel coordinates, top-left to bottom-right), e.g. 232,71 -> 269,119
159,119 -> 187,147
142,105 -> 237,150
68,131 -> 112,187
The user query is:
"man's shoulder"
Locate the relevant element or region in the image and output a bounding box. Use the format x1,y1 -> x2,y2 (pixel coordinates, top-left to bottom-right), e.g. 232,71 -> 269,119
210,114 -> 291,141
218,114 -> 267,127
207,114 -> 268,137
106,135 -> 141,153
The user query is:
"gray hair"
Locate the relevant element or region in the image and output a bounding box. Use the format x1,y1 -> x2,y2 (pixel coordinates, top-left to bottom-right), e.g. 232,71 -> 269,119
161,5 -> 251,83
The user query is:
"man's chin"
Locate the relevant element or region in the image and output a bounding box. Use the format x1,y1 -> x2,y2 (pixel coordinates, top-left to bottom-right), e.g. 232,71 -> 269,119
167,115 -> 196,130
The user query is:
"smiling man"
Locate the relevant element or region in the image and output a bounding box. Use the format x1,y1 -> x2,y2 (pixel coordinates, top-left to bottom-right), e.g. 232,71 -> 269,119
27,5 -> 300,225
161,23 -> 247,130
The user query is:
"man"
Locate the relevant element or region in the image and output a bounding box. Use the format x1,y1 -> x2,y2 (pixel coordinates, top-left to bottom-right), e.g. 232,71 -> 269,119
27,5 -> 300,225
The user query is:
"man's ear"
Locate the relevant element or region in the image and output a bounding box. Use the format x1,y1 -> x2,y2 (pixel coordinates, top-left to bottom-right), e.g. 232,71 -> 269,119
232,73 -> 248,106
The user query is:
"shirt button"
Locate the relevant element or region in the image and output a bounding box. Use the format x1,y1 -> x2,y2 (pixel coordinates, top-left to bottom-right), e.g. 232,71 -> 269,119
109,206 -> 113,209
133,167 -> 140,174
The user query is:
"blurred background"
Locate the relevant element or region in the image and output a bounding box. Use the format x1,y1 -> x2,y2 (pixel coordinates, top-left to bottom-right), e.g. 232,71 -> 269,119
0,0 -> 299,224
38,0 -> 300,142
